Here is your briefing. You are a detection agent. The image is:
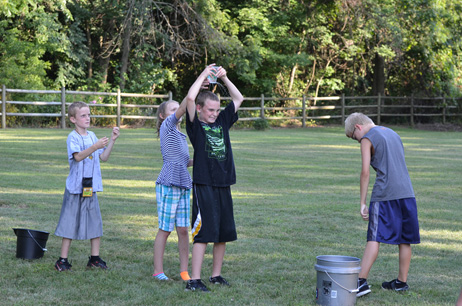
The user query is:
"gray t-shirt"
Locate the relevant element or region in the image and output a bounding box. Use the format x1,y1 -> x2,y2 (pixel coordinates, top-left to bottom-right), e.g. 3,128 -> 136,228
363,126 -> 415,202
66,130 -> 105,194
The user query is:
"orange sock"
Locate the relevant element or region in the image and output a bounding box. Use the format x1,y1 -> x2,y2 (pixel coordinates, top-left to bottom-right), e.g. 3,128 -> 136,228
180,271 -> 191,281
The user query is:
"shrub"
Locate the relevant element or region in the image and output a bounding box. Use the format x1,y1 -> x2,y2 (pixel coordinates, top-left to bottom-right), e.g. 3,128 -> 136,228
253,118 -> 269,130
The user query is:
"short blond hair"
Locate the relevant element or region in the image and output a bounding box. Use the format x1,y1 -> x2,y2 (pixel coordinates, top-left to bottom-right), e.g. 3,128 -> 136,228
68,101 -> 88,118
344,112 -> 374,136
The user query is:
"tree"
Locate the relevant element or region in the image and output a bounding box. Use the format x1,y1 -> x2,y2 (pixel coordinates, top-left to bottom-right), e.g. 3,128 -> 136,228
0,0 -> 74,89
2,0 -> 462,103
340,0 -> 462,98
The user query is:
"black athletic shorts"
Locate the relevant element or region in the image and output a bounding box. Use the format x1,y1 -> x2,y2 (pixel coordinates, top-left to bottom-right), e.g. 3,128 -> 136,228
191,184 -> 237,243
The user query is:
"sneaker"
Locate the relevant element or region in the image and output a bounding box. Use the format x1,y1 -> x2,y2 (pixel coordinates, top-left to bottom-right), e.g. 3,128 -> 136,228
381,279 -> 409,292
55,258 -> 72,272
209,275 -> 230,286
356,278 -> 371,297
185,279 -> 210,292
86,256 -> 108,269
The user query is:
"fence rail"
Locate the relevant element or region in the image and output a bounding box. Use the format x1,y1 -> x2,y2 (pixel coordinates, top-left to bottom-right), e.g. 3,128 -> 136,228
1,85 -> 461,129
0,86 -> 172,129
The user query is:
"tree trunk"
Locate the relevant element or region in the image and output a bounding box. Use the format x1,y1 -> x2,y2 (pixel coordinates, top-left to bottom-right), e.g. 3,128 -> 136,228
119,15 -> 132,90
100,56 -> 110,85
372,52 -> 385,95
99,19 -> 115,85
86,25 -> 92,79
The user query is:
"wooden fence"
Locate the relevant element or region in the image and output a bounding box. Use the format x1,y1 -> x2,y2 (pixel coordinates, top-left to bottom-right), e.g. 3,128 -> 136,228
0,86 -> 171,129
1,85 -> 461,129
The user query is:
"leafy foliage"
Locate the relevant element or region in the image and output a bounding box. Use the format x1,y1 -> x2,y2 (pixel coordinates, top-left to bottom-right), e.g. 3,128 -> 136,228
1,0 -> 462,110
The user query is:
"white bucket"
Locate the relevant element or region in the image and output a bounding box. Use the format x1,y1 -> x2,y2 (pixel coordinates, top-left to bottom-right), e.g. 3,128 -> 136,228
314,255 -> 361,306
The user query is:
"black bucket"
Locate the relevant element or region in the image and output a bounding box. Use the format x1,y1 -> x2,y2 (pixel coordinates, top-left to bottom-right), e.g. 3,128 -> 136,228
13,228 -> 49,259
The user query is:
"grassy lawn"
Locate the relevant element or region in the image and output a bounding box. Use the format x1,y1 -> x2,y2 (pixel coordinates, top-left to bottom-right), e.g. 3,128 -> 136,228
0,126 -> 461,305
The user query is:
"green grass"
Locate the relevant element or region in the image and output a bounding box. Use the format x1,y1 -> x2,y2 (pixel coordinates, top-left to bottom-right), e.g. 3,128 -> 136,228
1,126 -> 461,305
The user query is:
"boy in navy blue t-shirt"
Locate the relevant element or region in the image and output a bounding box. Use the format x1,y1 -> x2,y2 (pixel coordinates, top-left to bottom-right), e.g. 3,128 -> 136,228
55,102 -> 119,271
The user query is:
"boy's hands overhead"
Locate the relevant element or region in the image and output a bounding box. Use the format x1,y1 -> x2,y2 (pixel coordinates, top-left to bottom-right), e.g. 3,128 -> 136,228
215,66 -> 226,79
201,79 -> 210,90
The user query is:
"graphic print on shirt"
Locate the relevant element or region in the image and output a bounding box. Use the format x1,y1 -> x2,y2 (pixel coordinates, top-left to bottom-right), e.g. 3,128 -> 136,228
202,124 -> 226,161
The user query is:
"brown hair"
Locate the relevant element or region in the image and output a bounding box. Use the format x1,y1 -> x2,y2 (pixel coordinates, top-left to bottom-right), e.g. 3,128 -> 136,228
68,101 -> 88,118
155,100 -> 178,136
196,91 -> 219,107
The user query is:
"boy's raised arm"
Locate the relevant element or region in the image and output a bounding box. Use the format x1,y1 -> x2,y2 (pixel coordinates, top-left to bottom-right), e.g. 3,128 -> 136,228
185,65 -> 214,122
216,68 -> 244,112
100,127 -> 120,162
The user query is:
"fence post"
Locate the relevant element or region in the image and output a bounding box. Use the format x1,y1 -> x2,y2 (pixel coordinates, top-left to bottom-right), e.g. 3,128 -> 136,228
442,97 -> 446,124
302,95 -> 306,128
168,91 -> 172,100
117,88 -> 121,127
1,85 -> 5,129
377,93 -> 381,125
61,86 -> 66,129
410,94 -> 414,128
341,93 -> 345,126
260,94 -> 265,120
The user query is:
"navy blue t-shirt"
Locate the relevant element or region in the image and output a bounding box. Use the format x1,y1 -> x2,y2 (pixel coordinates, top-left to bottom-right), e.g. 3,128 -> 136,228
186,102 -> 238,187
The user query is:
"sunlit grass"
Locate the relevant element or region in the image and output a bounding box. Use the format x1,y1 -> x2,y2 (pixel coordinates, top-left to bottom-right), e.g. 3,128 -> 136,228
0,127 -> 461,305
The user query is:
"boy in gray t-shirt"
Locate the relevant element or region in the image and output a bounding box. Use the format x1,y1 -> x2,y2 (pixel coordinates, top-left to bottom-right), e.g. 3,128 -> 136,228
345,113 -> 420,297
55,102 -> 119,272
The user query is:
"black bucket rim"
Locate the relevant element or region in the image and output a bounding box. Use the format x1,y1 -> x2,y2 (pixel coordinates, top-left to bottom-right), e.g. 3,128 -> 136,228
13,228 -> 50,236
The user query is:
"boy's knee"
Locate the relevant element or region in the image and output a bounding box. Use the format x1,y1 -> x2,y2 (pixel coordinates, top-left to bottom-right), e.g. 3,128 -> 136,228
176,227 -> 189,236
157,229 -> 172,237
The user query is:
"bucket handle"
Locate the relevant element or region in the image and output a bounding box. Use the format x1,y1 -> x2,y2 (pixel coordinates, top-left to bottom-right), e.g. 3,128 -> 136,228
323,270 -> 359,294
27,230 -> 47,252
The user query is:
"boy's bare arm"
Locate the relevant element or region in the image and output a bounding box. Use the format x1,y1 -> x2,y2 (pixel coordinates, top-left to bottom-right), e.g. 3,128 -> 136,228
73,137 -> 108,162
178,68 -> 208,120
99,127 -> 120,162
359,138 -> 372,220
186,65 -> 215,122
215,68 -> 244,112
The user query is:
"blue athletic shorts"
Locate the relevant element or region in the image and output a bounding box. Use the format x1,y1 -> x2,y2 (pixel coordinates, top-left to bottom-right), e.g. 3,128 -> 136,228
191,184 -> 237,243
156,184 -> 191,232
367,197 -> 420,244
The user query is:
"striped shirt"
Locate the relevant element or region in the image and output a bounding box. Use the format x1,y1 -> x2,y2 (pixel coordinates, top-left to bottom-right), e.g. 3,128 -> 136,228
156,113 -> 192,189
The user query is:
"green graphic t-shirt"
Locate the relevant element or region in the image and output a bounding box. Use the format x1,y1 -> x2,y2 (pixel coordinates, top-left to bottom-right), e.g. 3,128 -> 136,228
186,102 -> 238,187
202,124 -> 226,161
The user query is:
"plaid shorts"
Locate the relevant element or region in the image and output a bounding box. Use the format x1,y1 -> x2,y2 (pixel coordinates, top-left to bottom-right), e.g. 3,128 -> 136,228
156,184 -> 191,232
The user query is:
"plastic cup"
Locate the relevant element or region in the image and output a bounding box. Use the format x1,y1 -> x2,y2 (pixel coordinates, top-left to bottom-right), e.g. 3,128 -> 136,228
207,66 -> 219,83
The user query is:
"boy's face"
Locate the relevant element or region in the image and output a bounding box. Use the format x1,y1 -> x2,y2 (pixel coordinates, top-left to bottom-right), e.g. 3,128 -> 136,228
350,125 -> 359,142
70,107 -> 91,129
349,124 -> 368,143
197,99 -> 220,124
